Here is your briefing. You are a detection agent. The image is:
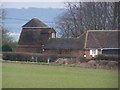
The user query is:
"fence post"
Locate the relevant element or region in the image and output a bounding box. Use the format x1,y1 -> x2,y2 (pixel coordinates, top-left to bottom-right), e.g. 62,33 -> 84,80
47,57 -> 50,64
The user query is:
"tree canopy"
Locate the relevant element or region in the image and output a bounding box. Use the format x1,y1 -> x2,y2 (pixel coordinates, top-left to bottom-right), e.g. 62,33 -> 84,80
0,8 -> 17,52
56,2 -> 119,38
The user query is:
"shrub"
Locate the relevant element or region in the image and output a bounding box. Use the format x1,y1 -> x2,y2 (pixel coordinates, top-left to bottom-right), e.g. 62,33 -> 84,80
2,44 -> 12,52
78,57 -> 87,63
107,61 -> 118,69
95,54 -> 119,61
87,60 -> 97,68
2,52 -> 76,62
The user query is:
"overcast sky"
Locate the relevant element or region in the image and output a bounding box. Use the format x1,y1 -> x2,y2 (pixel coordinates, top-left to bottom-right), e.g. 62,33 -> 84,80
1,0 -> 118,8
1,0 -> 73,8
2,2 -> 66,8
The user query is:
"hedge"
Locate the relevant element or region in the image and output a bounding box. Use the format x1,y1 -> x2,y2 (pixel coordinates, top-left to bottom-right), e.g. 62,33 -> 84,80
2,44 -> 12,52
95,54 -> 119,61
2,52 -> 76,62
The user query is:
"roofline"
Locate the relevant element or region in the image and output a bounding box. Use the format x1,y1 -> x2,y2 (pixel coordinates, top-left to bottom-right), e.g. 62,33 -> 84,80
77,31 -> 87,38
87,30 -> 120,32
85,48 -> 120,49
84,30 -> 119,48
17,45 -> 41,48
84,31 -> 88,49
44,48 -> 82,49
22,27 -> 52,29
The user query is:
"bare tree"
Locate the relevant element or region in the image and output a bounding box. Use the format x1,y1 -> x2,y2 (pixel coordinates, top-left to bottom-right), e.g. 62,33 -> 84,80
56,2 -> 119,38
112,2 -> 119,29
118,2 -> 120,30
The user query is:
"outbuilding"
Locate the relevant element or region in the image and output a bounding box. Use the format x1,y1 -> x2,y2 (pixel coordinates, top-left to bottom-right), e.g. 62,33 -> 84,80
84,30 -> 119,59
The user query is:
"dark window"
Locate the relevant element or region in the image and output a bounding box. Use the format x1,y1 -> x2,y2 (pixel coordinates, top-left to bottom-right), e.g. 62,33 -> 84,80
102,49 -> 120,55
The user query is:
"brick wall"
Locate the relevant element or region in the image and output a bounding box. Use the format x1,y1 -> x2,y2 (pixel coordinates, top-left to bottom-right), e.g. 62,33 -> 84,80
17,46 -> 42,53
43,49 -> 84,57
85,50 -> 92,60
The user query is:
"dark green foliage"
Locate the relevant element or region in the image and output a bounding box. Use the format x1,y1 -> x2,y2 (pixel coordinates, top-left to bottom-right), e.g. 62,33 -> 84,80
47,55 -> 58,62
2,29 -> 17,52
79,57 -> 87,63
2,44 -> 12,52
95,54 -> 119,61
2,52 -> 76,62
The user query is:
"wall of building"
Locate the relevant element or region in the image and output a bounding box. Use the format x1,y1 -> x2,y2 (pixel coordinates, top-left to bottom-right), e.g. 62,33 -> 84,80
17,46 -> 42,53
85,49 -> 102,60
43,49 -> 84,57
85,50 -> 92,60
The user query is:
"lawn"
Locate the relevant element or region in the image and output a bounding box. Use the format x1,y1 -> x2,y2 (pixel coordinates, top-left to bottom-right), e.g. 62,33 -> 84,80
0,62 -> 2,89
2,62 -> 118,88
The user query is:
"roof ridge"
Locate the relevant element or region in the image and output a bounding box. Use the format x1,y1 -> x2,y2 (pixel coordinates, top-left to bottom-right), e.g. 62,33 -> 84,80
77,31 -> 87,38
84,31 -> 88,49
87,30 -> 120,32
22,18 -> 48,27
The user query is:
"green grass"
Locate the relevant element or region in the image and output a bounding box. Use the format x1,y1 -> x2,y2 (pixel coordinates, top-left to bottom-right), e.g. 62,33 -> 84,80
2,62 -> 118,88
0,62 -> 2,89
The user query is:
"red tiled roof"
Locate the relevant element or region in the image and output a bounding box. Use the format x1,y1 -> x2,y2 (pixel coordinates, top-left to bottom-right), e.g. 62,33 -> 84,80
85,30 -> 119,49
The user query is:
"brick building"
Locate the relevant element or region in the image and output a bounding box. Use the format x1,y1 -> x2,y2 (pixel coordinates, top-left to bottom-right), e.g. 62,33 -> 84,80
43,33 -> 86,57
84,30 -> 119,59
17,18 -> 56,53
17,18 -> 119,59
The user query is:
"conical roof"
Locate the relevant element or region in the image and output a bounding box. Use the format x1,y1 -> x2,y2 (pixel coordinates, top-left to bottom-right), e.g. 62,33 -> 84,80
22,18 -> 48,27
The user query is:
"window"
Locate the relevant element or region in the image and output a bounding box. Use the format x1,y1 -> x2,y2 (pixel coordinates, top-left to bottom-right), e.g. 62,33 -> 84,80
51,33 -> 55,38
90,49 -> 98,57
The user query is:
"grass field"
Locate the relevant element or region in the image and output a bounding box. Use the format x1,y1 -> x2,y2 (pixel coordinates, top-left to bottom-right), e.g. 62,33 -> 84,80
2,62 -> 118,88
0,62 -> 2,89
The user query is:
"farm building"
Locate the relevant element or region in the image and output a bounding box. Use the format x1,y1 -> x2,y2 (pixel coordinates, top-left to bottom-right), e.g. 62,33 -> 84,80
84,30 -> 119,59
17,18 -> 56,53
17,18 -> 119,59
43,32 -> 86,57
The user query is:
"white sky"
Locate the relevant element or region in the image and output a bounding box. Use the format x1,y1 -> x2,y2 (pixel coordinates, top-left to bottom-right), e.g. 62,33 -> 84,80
1,0 -> 77,8
1,0 -> 119,8
2,2 -> 66,8
1,0 -> 80,2
1,0 -> 119,2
